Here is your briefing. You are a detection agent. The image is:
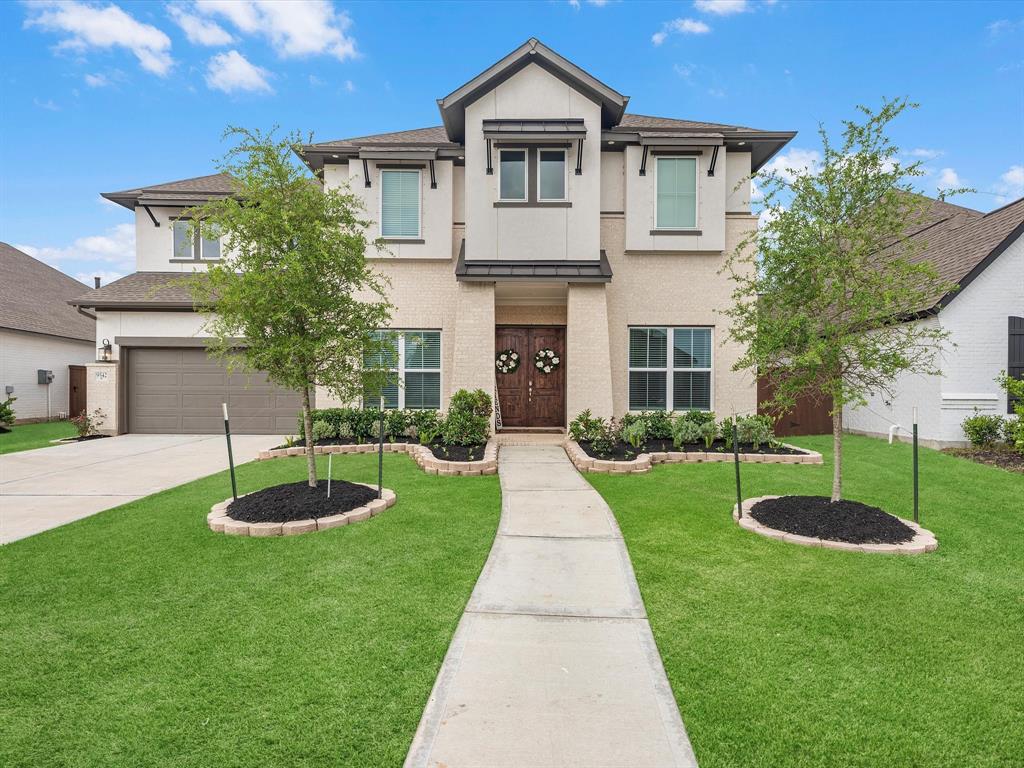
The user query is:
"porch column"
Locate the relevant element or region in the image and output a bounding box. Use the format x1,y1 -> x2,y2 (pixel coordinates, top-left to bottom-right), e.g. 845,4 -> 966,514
566,283 -> 614,421
450,281 -> 496,417
86,362 -> 121,435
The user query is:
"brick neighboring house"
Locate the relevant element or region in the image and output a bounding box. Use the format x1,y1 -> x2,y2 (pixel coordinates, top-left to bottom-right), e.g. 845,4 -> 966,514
69,38 -> 796,435
1,243 -> 96,422
845,195 -> 1024,448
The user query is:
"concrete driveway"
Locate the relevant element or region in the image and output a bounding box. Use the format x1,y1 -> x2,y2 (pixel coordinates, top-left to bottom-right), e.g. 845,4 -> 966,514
0,434 -> 281,545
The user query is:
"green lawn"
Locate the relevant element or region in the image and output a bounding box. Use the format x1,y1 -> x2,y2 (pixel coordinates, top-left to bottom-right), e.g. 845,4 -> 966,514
588,434 -> 1024,768
0,420 -> 77,454
0,454 -> 500,767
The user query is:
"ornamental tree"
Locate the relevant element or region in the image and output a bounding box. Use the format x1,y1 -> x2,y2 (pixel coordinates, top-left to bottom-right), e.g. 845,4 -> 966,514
724,98 -> 962,501
186,126 -> 392,488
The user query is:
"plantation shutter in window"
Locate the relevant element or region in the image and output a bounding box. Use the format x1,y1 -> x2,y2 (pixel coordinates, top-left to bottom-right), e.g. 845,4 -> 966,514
656,157 -> 697,229
672,328 -> 711,410
628,328 -> 668,410
381,170 -> 420,237
1010,317 -> 1024,414
403,331 -> 441,410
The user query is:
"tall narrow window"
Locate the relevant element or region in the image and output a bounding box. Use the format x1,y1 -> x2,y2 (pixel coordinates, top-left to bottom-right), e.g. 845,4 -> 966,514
364,330 -> 441,410
672,328 -> 712,410
628,327 -> 712,411
172,220 -> 193,259
656,157 -> 698,229
538,149 -> 566,201
499,149 -> 527,200
200,224 -> 221,260
381,169 -> 421,238
363,331 -> 399,409
628,328 -> 668,410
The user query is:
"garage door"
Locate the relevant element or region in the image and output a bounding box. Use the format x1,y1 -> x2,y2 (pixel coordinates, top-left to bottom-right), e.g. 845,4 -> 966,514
127,347 -> 304,434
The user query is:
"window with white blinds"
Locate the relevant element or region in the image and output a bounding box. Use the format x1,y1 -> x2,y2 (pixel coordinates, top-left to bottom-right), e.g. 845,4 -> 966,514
628,327 -> 712,411
655,157 -> 698,229
380,169 -> 421,238
364,330 -> 440,410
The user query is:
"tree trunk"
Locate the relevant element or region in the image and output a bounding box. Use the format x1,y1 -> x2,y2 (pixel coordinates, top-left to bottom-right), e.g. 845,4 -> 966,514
831,406 -> 843,502
301,386 -> 317,488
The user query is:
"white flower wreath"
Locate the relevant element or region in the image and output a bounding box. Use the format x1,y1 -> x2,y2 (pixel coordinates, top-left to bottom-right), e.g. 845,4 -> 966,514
533,348 -> 561,374
495,348 -> 521,374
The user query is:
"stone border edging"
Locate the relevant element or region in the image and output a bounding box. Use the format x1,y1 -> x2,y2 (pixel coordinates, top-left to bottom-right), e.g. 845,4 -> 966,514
207,482 -> 397,537
562,439 -> 823,474
257,439 -> 498,477
733,495 -> 939,554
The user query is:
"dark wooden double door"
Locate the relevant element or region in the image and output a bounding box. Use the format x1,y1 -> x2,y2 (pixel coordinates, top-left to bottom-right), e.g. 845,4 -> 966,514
496,326 -> 565,428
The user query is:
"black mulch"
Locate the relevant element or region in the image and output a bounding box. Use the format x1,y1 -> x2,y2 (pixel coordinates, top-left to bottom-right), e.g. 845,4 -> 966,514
227,480 -> 378,523
274,436 -> 417,450
0,426 -> 9,434
425,442 -> 487,462
943,446 -> 1024,474
578,438 -> 804,461
749,495 -> 915,544
61,434 -> 110,443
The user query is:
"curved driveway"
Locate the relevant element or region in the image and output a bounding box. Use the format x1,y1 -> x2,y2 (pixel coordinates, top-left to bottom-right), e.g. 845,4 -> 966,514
0,434 -> 279,544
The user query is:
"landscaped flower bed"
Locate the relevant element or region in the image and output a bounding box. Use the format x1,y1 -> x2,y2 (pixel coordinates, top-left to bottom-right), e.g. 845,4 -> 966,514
258,439 -> 499,476
207,480 -> 397,536
733,495 -> 938,554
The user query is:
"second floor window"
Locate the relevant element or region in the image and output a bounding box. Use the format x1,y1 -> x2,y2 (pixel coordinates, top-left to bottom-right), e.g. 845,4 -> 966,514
499,149 -> 527,200
172,219 -> 220,260
381,169 -> 421,238
655,156 -> 698,229
538,150 -> 566,201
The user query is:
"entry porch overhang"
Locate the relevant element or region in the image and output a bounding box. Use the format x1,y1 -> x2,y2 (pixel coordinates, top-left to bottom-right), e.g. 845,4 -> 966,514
456,243 -> 612,284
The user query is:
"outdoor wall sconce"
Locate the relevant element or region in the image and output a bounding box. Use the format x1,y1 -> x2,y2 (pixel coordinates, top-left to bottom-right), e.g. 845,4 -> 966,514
98,339 -> 112,362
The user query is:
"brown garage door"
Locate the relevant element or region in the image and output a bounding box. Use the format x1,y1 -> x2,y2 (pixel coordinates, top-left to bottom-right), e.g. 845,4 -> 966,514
127,347 -> 304,434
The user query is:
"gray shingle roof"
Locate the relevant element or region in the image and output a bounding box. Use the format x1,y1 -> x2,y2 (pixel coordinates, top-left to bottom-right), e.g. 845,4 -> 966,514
68,272 -> 204,309
102,173 -> 237,209
0,243 -> 95,342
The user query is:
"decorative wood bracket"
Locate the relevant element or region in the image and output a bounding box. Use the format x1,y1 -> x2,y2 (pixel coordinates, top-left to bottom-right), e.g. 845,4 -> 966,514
575,138 -> 584,175
142,205 -> 160,227
639,145 -> 649,176
362,159 -> 371,188
429,159 -> 437,189
707,145 -> 719,177
485,139 -> 493,175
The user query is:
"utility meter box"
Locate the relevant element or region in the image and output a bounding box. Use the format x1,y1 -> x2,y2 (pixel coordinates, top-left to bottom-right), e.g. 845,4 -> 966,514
37,369 -> 54,385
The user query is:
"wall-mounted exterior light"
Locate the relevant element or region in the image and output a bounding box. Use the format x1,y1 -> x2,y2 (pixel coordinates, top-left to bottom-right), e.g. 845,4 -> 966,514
98,339 -> 112,362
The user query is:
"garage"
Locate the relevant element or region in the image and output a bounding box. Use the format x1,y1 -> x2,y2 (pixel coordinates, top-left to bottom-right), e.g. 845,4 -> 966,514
126,347 -> 303,434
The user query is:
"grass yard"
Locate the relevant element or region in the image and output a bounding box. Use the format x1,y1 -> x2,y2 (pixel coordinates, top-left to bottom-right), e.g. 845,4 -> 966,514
0,454 -> 500,767
588,434 -> 1024,768
0,420 -> 77,454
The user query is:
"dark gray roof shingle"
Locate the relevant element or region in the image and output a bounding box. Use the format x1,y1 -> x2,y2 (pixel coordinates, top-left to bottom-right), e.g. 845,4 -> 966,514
68,272 -> 204,309
102,173 -> 237,209
0,243 -> 96,342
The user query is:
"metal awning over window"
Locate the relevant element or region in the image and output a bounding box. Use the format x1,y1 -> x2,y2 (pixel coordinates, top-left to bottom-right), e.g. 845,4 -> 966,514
456,243 -> 612,283
482,118 -> 587,141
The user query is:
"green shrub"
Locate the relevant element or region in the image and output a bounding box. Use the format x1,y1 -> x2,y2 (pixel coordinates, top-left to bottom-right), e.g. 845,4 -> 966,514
622,418 -> 647,449
441,389 -> 491,445
699,418 -> 719,449
672,414 -> 703,447
449,388 -> 492,420
737,414 -> 775,450
644,410 -> 674,440
383,409 -> 409,441
569,409 -> 605,442
962,411 -> 1004,447
0,396 -> 15,427
311,419 -> 336,441
590,418 -> 618,457
997,371 -> 1024,453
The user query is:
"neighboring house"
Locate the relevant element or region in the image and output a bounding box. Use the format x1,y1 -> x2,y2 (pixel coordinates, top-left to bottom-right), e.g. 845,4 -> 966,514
845,195 -> 1024,448
70,38 -> 795,435
0,243 -> 96,422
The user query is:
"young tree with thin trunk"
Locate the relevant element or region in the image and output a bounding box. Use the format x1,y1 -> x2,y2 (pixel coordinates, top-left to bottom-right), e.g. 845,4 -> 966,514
724,98 -> 962,502
186,127 -> 392,488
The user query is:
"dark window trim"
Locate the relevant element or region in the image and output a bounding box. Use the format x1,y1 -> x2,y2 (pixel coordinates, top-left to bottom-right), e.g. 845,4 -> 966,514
171,216 -> 220,261
376,163 -> 426,169
650,149 -> 703,157
650,229 -> 702,236
497,146 -> 570,205
379,238 -> 426,244
494,201 -> 572,208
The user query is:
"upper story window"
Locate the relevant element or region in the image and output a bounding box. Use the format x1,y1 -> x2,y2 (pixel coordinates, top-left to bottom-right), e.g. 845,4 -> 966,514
655,156 -> 698,229
499,149 -> 527,201
380,169 -> 421,238
538,149 -> 567,201
172,218 -> 220,260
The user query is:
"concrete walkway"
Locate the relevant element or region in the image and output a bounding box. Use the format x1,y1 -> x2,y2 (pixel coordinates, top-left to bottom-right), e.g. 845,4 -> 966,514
0,433 -> 280,544
405,444 -> 697,768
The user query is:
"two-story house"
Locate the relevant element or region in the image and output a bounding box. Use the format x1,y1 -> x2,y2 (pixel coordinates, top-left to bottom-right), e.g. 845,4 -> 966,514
71,39 -> 795,435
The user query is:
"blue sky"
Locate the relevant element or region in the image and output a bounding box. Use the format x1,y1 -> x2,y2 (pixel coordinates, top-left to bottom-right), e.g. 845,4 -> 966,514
1,0 -> 1022,285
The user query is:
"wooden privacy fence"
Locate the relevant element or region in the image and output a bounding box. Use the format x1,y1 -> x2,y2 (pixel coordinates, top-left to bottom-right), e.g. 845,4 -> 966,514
756,375 -> 833,437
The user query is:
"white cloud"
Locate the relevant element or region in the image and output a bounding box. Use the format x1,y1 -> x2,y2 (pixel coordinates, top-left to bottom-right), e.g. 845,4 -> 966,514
760,148 -> 821,183
343,79 -> 355,93
167,3 -> 234,46
673,63 -> 695,79
987,18 -> 1023,36
25,0 -> 174,76
707,87 -> 726,99
33,97 -> 60,111
936,167 -> 962,191
652,17 -> 711,44
83,72 -> 108,87
694,0 -> 748,15
205,49 -> 273,94
906,147 -> 943,160
995,164 -> 1024,200
15,223 -> 136,279
194,0 -> 357,60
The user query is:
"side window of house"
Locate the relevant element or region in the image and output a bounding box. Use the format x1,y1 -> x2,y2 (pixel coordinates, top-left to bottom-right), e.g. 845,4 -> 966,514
655,157 -> 698,229
499,149 -> 527,200
363,330 -> 441,410
628,327 -> 711,411
172,219 -> 221,260
381,169 -> 421,238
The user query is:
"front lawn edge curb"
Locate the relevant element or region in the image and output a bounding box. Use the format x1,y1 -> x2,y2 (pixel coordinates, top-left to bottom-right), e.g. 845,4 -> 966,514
256,439 -> 498,476
207,483 -> 397,537
562,439 -> 823,474
732,495 -> 939,554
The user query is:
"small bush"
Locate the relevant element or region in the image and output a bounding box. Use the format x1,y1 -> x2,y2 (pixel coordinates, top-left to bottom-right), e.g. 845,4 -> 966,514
644,410 -> 674,440
737,414 -> 775,450
383,409 -> 409,441
962,411 -> 1004,447
672,414 -> 703,447
622,418 -> 647,449
441,389 -> 491,445
311,419 -> 336,441
70,408 -> 105,438
699,418 -> 719,449
0,396 -> 15,427
569,409 -> 605,442
1002,415 -> 1024,452
590,418 -> 618,457
997,371 -> 1024,453
449,389 -> 492,420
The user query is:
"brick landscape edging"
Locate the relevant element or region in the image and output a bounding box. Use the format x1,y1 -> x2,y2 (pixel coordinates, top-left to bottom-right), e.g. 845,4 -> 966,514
562,439 -> 823,474
207,482 -> 397,537
256,439 -> 499,477
733,495 -> 939,554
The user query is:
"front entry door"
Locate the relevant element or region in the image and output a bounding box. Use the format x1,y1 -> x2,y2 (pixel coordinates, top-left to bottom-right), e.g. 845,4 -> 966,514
495,326 -> 566,428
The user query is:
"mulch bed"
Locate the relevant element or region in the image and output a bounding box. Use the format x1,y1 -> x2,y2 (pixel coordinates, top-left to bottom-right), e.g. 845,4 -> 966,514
750,495 -> 915,545
227,480 -> 378,523
943,446 -> 1024,474
578,438 -> 803,461
424,442 -> 486,462
0,426 -> 9,434
58,435 -> 110,443
274,436 -> 417,450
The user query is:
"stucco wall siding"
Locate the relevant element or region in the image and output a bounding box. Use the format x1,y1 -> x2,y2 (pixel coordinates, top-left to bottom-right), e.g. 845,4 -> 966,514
1,329 -> 95,421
